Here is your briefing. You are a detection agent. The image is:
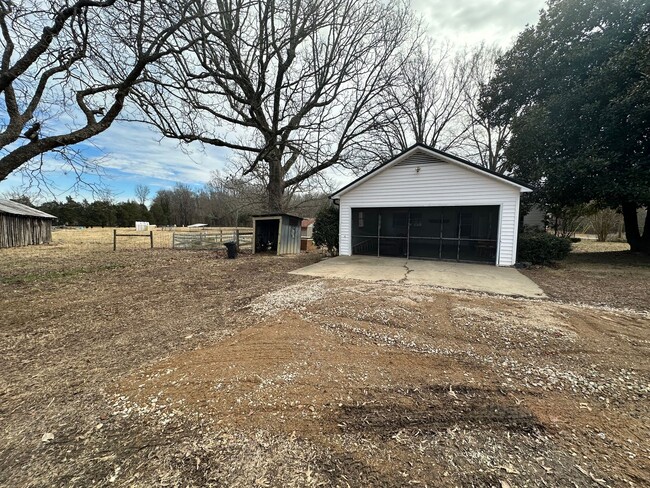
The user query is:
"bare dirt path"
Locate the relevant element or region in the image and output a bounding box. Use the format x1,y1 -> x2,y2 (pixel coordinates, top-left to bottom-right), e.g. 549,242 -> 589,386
1,236 -> 648,487
118,280 -> 650,487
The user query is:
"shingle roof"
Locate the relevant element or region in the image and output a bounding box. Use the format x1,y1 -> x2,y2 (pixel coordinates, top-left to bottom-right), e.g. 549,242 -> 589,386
0,199 -> 57,219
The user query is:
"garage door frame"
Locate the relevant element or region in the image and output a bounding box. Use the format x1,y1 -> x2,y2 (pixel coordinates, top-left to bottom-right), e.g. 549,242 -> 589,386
350,205 -> 501,264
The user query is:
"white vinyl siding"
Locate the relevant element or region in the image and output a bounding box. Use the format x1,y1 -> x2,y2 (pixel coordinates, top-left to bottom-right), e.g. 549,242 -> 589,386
337,149 -> 524,266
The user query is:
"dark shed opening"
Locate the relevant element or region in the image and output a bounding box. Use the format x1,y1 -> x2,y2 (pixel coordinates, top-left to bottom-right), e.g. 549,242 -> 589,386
255,218 -> 280,253
252,214 -> 302,255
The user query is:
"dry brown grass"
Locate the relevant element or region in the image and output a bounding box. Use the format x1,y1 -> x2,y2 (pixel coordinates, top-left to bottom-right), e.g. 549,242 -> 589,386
1,230 -> 649,487
571,238 -> 630,253
50,226 -> 253,250
522,237 -> 650,312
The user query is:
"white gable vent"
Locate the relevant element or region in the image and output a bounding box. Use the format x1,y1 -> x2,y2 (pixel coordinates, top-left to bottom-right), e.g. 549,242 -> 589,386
395,151 -> 446,167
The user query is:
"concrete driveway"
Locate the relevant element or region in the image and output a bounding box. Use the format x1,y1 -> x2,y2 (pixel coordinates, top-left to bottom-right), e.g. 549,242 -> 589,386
290,256 -> 546,298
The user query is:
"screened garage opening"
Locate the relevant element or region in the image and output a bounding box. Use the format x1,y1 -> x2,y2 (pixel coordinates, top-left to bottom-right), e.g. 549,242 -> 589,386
351,206 -> 499,263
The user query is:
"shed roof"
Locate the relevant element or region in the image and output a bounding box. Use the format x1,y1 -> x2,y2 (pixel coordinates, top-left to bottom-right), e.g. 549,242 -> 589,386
330,144 -> 533,199
252,213 -> 302,220
0,199 -> 57,219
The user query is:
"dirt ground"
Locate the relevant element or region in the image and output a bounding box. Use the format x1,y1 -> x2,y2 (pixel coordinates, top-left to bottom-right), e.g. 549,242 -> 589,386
521,240 -> 650,312
1,230 -> 648,487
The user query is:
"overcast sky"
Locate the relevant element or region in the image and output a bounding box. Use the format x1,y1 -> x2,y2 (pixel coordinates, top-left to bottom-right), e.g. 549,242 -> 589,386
415,0 -> 546,47
1,0 -> 547,203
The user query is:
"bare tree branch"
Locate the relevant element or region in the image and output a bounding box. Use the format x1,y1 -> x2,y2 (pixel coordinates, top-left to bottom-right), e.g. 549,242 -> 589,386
460,44 -> 513,173
375,41 -> 475,156
135,0 -> 415,212
0,0 -> 206,186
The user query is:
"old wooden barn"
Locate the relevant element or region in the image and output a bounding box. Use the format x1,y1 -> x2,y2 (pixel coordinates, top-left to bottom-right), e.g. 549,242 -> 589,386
0,199 -> 57,248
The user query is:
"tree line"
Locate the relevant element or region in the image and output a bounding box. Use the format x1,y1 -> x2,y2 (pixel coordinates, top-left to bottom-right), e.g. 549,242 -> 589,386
7,175 -> 329,227
0,0 -> 648,251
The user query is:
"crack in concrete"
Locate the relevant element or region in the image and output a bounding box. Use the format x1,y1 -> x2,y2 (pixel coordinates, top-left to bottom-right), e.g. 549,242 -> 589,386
400,262 -> 413,283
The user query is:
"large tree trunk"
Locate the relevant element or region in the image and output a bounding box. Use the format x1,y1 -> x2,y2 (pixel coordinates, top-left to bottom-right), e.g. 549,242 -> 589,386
622,202 -> 650,254
266,155 -> 285,213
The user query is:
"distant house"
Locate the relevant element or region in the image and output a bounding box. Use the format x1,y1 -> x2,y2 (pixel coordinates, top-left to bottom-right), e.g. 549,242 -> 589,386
639,208 -> 647,235
301,218 -> 315,238
301,218 -> 316,251
0,199 -> 57,248
330,144 -> 533,266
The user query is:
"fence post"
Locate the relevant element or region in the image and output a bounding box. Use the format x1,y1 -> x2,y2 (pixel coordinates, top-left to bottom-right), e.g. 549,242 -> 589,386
150,230 -> 154,249
113,229 -> 117,251
172,232 -> 175,249
235,229 -> 240,250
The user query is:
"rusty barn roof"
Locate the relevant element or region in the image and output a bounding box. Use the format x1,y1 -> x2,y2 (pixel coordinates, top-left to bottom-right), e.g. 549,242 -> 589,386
0,199 -> 56,219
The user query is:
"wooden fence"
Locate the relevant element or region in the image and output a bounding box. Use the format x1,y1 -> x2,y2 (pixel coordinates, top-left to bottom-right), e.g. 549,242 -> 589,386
113,230 -> 153,251
172,229 -> 253,250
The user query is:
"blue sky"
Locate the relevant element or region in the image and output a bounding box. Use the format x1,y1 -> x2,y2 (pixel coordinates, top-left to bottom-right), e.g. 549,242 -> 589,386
0,0 -> 546,204
2,121 -> 231,202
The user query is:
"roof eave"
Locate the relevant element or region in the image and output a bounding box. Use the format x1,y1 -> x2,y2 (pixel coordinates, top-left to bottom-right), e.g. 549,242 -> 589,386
329,144 -> 533,198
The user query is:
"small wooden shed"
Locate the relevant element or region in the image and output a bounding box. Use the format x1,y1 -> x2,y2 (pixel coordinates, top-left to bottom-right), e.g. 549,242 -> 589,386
252,214 -> 302,255
0,199 -> 57,248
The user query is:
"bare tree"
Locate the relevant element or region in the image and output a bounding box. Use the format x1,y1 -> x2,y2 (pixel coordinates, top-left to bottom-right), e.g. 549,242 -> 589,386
207,171 -> 266,225
169,183 -> 198,226
134,183 -> 150,206
462,44 -> 512,173
134,0 -> 414,212
0,0 -> 204,186
1,187 -> 39,205
149,184 -> 200,226
374,41 -> 474,157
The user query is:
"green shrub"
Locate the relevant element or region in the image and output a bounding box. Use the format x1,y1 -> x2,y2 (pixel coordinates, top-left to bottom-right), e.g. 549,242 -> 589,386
517,232 -> 572,264
313,205 -> 339,255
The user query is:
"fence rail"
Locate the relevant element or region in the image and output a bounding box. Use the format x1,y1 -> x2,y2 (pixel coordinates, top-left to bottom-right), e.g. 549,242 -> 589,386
172,229 -> 253,250
113,230 -> 153,251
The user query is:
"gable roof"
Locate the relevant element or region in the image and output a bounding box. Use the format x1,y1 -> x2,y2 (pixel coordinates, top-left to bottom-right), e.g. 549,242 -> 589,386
330,144 -> 533,199
0,199 -> 57,219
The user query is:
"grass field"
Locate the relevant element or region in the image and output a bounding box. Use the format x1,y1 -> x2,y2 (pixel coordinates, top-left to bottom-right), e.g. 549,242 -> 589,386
1,231 -> 649,487
49,226 -> 254,250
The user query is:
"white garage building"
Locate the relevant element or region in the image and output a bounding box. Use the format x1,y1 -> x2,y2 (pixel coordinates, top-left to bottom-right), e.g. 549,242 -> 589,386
330,144 -> 532,266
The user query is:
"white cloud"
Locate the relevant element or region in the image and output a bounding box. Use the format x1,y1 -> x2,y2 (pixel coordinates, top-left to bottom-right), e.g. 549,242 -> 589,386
0,119 -> 231,201
413,0 -> 546,47
86,121 -> 230,184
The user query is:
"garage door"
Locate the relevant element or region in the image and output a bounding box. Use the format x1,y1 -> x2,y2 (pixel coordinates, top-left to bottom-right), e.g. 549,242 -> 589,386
351,207 -> 499,263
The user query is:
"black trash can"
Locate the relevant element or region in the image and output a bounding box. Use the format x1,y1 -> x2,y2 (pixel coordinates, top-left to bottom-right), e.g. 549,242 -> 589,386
224,241 -> 237,259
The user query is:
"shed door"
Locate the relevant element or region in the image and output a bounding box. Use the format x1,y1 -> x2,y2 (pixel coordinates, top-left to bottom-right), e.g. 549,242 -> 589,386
351,206 -> 499,264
